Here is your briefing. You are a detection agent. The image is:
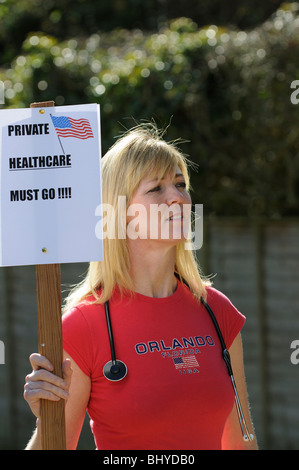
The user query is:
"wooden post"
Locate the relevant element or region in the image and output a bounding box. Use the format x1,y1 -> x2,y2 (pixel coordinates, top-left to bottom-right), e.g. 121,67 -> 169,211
31,101 -> 66,450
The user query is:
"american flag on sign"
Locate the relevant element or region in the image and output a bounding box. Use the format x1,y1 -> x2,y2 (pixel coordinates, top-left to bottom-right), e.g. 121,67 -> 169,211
51,115 -> 94,139
173,355 -> 199,370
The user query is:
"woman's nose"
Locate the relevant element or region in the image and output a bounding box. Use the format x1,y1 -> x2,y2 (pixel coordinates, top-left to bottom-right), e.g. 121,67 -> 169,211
165,185 -> 188,206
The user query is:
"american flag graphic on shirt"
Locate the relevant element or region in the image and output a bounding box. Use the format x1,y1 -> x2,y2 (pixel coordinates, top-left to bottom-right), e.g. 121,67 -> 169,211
173,355 -> 199,370
51,115 -> 94,139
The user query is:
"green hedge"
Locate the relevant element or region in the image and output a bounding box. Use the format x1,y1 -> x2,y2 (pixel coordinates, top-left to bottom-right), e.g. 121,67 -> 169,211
1,3 -> 299,217
0,0 -> 286,63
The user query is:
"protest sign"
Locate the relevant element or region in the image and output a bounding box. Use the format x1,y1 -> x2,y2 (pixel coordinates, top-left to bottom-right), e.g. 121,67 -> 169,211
0,102 -> 103,266
0,101 -> 103,449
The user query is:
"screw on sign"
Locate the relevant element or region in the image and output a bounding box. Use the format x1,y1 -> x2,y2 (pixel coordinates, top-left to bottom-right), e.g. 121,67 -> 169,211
30,101 -> 66,450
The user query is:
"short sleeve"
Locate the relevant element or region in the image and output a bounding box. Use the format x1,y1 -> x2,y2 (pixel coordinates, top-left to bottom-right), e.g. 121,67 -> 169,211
205,287 -> 246,350
62,306 -> 93,377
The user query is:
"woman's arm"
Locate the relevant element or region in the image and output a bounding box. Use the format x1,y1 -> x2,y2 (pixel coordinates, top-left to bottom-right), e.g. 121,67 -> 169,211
221,333 -> 258,450
24,350 -> 91,450
64,351 -> 91,449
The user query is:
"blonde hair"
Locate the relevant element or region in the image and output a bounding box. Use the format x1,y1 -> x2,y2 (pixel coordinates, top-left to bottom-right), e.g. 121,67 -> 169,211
63,123 -> 208,312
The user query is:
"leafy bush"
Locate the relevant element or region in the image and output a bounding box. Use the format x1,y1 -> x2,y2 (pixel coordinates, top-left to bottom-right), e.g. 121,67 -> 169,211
0,0 -> 286,63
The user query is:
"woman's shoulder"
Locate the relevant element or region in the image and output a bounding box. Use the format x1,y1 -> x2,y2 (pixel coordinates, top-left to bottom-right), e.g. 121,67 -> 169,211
203,285 -> 246,348
63,293 -> 105,326
204,285 -> 236,308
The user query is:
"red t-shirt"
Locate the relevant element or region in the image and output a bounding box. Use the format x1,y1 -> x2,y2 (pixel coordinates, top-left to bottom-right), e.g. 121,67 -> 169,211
62,280 -> 245,450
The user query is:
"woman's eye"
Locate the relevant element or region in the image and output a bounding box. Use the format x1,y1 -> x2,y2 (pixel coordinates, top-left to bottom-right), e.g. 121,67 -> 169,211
148,185 -> 161,193
147,181 -> 186,193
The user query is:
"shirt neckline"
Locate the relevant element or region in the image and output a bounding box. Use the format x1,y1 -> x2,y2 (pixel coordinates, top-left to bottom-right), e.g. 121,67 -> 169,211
113,278 -> 187,305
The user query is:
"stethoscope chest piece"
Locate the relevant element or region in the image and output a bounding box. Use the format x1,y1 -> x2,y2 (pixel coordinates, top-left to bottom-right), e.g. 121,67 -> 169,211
103,359 -> 127,381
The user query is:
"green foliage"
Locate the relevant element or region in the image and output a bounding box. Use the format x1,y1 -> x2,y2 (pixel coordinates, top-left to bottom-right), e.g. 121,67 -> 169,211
0,0 -> 286,60
1,3 -> 299,217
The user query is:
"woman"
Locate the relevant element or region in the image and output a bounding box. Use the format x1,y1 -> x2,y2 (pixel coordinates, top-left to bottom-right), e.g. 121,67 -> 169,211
24,124 -> 257,450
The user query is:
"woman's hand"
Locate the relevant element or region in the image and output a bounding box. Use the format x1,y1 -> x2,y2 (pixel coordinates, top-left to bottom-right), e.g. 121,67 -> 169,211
24,353 -> 73,419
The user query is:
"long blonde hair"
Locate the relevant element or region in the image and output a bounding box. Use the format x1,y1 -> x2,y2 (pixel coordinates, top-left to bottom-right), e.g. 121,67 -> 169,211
63,123 -> 208,312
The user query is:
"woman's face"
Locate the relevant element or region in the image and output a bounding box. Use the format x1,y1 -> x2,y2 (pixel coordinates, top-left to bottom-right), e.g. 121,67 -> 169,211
126,168 -> 192,244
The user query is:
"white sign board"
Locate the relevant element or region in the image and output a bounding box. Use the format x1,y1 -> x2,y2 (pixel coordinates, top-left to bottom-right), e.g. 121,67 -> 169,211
0,103 -> 103,266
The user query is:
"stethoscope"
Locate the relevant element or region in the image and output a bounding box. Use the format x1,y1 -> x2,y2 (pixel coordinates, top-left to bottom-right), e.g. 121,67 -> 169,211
103,300 -> 128,381
102,275 -> 254,442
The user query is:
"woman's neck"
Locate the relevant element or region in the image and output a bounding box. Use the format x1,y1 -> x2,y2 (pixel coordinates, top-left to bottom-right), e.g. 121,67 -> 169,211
128,243 -> 177,298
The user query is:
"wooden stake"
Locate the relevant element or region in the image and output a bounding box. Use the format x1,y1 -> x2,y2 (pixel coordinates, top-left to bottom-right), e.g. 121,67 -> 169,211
31,101 -> 66,450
